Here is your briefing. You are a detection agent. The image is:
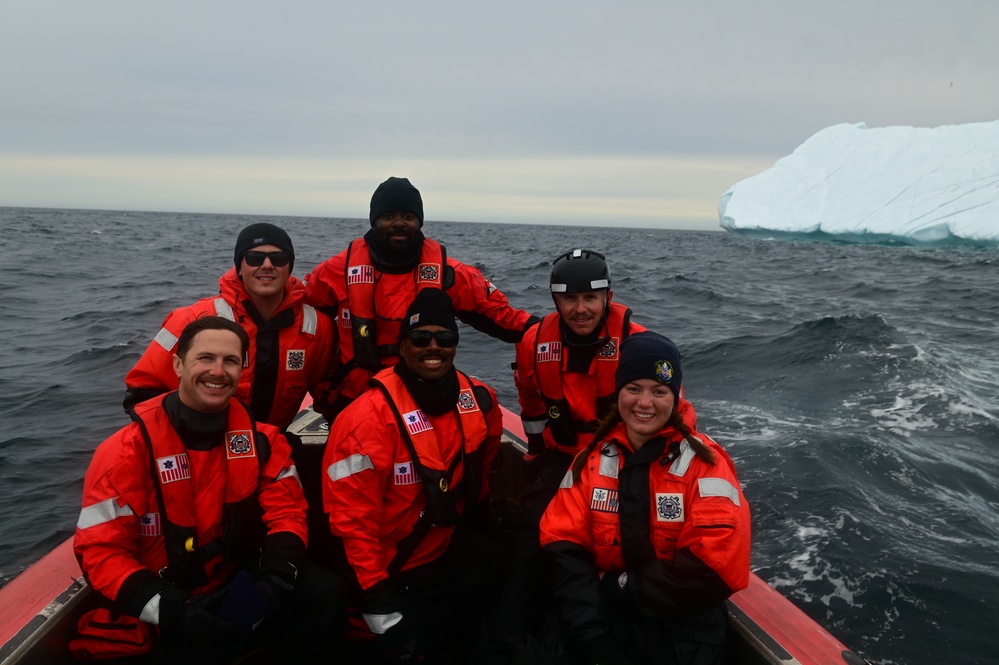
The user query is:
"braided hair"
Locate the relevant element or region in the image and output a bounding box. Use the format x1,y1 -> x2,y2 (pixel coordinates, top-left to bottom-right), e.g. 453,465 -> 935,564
570,401 -> 716,483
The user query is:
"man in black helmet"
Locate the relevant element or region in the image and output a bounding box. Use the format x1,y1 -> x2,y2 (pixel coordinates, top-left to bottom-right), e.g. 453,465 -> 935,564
513,248 -> 647,517
305,176 -> 540,421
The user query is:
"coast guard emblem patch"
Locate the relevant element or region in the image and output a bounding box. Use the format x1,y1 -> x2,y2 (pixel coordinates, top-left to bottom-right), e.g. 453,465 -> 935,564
590,487 -> 619,513
226,431 -> 256,459
598,337 -> 619,360
656,493 -> 684,522
156,454 -> 191,484
286,350 -> 305,370
655,360 -> 674,384
138,512 -> 162,537
417,264 -> 441,284
394,461 -> 421,486
457,390 -> 479,413
340,309 -> 352,329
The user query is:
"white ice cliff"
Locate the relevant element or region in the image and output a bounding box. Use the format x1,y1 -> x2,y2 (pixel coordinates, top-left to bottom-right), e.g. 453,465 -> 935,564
718,121 -> 999,243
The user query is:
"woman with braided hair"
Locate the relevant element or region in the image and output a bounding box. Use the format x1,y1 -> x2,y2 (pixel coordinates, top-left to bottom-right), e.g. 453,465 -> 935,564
538,332 -> 751,665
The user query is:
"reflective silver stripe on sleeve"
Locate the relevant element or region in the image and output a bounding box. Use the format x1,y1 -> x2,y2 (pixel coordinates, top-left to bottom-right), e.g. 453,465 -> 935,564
522,418 -> 547,435
77,497 -> 135,530
598,443 -> 619,479
139,593 -> 162,625
362,611 -> 403,635
213,298 -> 236,321
153,327 -> 178,352
277,464 -> 303,488
327,454 -> 374,482
668,441 -> 696,477
301,305 -> 318,335
558,469 -> 574,489
699,477 -> 741,506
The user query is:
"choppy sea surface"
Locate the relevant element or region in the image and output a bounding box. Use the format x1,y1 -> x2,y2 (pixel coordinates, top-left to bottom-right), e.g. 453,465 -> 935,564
1,206 -> 998,665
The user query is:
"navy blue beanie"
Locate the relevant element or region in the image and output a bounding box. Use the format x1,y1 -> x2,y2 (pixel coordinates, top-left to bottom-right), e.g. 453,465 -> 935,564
399,288 -> 459,341
369,177 -> 424,227
233,222 -> 295,273
615,332 -> 682,398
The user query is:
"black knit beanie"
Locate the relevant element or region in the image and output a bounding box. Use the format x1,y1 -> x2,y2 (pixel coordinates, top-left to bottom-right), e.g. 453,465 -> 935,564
398,288 -> 459,341
615,332 -> 682,399
369,177 -> 424,227
233,223 -> 295,273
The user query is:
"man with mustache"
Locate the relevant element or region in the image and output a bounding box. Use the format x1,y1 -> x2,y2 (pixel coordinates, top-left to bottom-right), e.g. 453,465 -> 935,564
305,176 -> 539,421
322,288 -> 506,662
75,316 -> 346,663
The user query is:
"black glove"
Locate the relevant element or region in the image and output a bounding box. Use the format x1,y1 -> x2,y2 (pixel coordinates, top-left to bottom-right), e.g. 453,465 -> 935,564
215,571 -> 271,644
581,633 -> 640,665
362,580 -> 418,662
377,615 -> 419,662
158,586 -> 234,645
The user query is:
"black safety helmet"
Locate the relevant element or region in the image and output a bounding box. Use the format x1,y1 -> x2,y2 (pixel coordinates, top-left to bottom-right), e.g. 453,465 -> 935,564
549,249 -> 611,295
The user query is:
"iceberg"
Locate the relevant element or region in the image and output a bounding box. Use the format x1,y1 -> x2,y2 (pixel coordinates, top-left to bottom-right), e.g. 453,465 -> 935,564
718,121 -> 999,244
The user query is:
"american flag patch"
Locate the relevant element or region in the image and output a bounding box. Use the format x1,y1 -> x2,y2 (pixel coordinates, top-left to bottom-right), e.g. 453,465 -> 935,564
347,265 -> 374,284
402,409 -> 433,435
393,461 -> 421,486
138,512 -> 162,537
536,341 -> 562,363
157,454 -> 191,484
340,309 -> 352,328
590,487 -> 619,513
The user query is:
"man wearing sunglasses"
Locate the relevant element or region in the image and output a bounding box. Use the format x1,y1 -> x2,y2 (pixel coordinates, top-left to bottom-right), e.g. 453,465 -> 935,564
124,222 -> 337,434
322,288 -> 508,662
305,176 -> 540,421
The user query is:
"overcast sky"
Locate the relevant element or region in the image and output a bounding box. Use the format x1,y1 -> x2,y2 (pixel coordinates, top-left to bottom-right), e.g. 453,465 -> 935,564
2,1 -> 996,230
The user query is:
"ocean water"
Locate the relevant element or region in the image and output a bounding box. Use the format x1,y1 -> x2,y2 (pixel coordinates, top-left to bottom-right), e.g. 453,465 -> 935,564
1,206 -> 998,665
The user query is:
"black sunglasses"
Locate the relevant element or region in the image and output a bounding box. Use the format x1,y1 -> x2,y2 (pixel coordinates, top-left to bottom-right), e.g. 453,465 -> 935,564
407,330 -> 459,348
244,250 -> 290,267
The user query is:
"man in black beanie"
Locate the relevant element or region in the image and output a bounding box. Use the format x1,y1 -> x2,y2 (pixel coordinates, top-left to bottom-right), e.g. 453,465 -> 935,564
323,288 -> 510,662
305,176 -> 540,421
124,222 -> 337,434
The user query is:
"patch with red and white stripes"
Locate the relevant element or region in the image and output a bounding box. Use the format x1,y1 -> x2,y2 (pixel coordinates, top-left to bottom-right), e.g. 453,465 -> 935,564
536,341 -> 562,363
393,461 -> 421,486
156,454 -> 191,484
590,487 -> 619,513
402,409 -> 433,435
138,512 -> 162,537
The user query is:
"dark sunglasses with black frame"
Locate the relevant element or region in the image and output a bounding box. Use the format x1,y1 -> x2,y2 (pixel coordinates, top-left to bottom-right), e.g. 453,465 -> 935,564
244,250 -> 291,267
406,329 -> 459,348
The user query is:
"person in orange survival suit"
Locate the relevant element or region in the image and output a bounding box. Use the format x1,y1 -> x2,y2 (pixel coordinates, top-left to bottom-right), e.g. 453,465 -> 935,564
123,222 -> 338,562
513,248 -> 648,522
75,317 -> 347,664
536,332 -> 751,665
305,176 -> 539,421
124,222 -> 337,433
322,288 -> 509,663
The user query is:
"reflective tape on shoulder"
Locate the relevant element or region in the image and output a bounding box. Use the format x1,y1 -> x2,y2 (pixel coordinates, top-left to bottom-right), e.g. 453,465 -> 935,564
153,327 -> 178,352
327,454 -> 374,482
77,497 -> 135,529
698,477 -> 741,506
301,304 -> 318,335
213,298 -> 236,321
277,464 -> 303,487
